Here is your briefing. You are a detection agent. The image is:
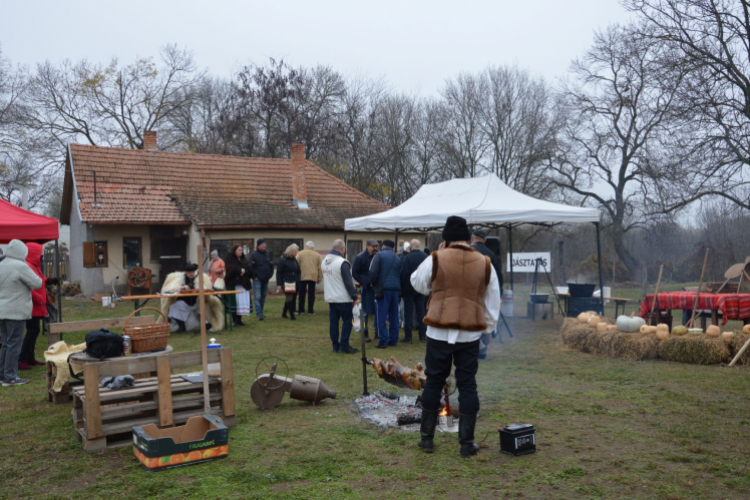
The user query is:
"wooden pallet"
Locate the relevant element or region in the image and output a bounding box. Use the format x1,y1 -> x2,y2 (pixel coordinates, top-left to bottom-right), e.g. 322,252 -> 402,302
46,361 -> 83,404
72,348 -> 235,453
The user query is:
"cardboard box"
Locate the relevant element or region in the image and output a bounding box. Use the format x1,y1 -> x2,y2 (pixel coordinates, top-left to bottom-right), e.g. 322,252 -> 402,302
133,414 -> 228,471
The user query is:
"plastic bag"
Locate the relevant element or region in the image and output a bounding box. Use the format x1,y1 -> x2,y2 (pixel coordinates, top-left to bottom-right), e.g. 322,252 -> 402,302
352,303 -> 362,333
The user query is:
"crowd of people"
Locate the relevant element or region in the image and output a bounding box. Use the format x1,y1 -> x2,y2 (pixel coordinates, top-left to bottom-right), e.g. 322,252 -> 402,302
0,239 -> 57,387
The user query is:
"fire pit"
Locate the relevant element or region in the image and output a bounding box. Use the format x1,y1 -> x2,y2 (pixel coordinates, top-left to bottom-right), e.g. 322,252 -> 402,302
354,390 -> 459,433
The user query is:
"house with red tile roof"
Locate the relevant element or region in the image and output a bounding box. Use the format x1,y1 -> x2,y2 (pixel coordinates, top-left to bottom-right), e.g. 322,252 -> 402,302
60,132 -> 406,296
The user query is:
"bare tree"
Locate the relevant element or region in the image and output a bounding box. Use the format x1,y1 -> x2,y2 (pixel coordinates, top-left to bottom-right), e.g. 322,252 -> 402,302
551,23 -> 686,280
439,74 -> 489,178
479,65 -> 562,198
26,45 -> 201,150
625,0 -> 750,210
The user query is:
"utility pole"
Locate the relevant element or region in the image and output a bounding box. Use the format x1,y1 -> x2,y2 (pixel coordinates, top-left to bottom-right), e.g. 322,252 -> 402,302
12,183 -> 35,209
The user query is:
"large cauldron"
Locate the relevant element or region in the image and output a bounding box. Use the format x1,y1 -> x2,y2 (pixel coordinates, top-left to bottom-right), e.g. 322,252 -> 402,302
567,283 -> 596,298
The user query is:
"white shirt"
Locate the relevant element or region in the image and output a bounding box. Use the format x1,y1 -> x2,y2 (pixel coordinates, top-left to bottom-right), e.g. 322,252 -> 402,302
410,249 -> 501,344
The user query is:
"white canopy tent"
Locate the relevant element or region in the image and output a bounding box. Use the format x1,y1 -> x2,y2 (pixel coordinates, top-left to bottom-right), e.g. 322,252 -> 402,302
344,174 -> 604,313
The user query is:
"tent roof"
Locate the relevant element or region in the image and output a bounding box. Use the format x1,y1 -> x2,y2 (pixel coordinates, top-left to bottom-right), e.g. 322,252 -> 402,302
0,199 -> 59,244
344,175 -> 600,231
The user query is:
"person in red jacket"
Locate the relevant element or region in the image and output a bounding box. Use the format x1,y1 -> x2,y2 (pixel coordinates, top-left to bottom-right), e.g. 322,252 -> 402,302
18,243 -> 48,369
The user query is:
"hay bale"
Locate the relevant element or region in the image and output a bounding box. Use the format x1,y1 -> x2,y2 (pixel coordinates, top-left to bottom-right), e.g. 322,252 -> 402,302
728,332 -> 750,366
583,330 -> 619,357
657,333 -> 730,365
561,319 -> 594,350
610,333 -> 660,361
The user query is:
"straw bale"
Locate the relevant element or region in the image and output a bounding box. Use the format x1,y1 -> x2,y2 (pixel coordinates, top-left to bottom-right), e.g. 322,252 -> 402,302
610,333 -> 660,361
561,319 -> 594,350
728,332 -> 750,366
657,334 -> 730,365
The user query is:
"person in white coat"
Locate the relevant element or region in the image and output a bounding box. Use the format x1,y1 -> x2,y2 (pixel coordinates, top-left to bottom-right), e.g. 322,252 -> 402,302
0,239 -> 43,386
321,240 -> 360,354
410,216 -> 500,457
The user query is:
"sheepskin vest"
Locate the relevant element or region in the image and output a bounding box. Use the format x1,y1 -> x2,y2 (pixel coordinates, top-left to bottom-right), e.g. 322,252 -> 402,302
423,245 -> 491,332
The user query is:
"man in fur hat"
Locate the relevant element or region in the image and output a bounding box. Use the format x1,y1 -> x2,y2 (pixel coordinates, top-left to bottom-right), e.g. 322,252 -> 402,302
160,263 -> 224,332
410,216 -> 501,457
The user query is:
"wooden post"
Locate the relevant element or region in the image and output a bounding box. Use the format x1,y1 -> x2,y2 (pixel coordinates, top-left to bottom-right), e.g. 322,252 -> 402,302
198,244 -> 210,412
156,354 -> 173,427
688,249 -> 710,328
219,348 -> 235,418
648,265 -> 664,326
83,363 -> 102,440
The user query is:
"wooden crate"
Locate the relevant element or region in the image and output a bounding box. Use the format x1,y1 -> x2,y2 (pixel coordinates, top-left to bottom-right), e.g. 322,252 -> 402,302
46,361 -> 83,404
71,348 -> 235,453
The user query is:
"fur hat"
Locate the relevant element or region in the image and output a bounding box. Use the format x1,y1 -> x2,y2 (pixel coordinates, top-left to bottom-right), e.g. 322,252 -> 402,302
181,262 -> 198,272
442,216 -> 471,242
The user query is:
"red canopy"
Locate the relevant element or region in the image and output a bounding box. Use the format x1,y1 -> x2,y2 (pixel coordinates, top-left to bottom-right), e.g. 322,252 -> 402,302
0,198 -> 59,244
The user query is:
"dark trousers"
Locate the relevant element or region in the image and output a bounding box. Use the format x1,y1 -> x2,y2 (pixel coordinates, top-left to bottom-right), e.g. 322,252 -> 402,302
420,338 -> 480,416
403,294 -> 426,341
19,317 -> 42,363
375,290 -> 400,346
283,292 -> 297,314
298,281 -> 317,313
0,319 -> 25,382
328,302 -> 353,351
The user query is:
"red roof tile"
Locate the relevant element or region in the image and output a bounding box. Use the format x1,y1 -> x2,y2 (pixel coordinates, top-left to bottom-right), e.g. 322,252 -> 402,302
64,144 -> 388,228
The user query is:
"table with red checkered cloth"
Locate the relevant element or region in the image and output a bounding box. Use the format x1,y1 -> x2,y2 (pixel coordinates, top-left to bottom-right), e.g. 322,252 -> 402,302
638,292 -> 750,325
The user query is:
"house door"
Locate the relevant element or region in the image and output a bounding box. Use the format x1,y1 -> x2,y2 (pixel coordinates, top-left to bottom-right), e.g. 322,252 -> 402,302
159,237 -> 187,280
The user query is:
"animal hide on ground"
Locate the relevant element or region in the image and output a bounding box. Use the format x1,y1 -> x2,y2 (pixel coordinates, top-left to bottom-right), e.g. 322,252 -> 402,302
160,272 -> 225,331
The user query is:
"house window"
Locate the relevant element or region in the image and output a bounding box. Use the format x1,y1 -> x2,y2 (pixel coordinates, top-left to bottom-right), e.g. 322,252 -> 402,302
210,239 -> 255,259
123,237 -> 142,268
83,241 -> 108,268
347,240 -> 362,264
264,239 -> 303,266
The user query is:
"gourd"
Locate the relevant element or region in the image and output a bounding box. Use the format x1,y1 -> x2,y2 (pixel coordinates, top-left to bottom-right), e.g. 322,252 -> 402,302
577,312 -> 591,324
672,325 -> 688,336
616,314 -> 646,333
706,325 -> 720,338
721,331 -> 734,343
597,322 -> 609,333
588,316 -> 602,327
640,325 -> 657,335
743,324 -> 750,335
655,323 -> 670,340
607,325 -> 618,332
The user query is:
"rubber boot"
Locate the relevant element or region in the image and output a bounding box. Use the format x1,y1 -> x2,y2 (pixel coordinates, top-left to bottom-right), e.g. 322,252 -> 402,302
282,302 -> 289,319
418,409 -> 439,453
289,304 -> 296,321
459,414 -> 480,457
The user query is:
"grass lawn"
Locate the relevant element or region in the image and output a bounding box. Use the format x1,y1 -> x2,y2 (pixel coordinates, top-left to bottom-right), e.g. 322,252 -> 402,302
2,286 -> 750,499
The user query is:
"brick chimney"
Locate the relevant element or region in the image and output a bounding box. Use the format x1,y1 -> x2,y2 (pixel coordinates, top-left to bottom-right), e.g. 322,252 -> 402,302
291,143 -> 309,209
143,130 -> 157,151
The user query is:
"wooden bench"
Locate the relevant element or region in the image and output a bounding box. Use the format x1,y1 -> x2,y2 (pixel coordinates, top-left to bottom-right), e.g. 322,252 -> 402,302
45,316 -> 155,404
71,347 -> 235,453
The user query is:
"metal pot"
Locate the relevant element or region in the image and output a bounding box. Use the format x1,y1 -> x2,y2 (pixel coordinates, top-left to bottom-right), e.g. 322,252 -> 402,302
567,283 -> 596,298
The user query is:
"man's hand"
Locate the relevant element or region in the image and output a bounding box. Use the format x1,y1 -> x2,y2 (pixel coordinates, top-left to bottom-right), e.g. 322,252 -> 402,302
240,268 -> 245,276
276,286 -> 282,295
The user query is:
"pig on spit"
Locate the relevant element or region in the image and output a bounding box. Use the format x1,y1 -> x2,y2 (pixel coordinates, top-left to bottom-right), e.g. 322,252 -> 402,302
369,357 -> 426,391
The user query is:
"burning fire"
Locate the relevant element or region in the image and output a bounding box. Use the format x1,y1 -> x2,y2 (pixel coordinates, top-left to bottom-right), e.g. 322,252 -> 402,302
439,407 -> 448,417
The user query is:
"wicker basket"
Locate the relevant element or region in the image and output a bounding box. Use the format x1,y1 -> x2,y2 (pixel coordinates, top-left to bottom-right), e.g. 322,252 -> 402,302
124,307 -> 170,353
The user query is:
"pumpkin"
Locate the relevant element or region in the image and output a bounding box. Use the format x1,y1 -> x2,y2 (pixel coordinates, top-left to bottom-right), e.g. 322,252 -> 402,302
577,312 -> 591,324
640,325 -> 657,335
588,316 -> 601,327
743,324 -> 750,335
616,315 -> 646,333
721,331 -> 734,343
706,325 -> 720,338
672,325 -> 688,336
597,322 -> 609,333
655,323 -> 670,340
607,325 -> 618,332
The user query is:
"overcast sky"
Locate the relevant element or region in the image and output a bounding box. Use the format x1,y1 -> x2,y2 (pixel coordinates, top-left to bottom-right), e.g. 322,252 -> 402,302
2,0 -> 632,95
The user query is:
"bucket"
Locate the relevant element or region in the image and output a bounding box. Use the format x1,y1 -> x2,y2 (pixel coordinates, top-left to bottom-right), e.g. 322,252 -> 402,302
101,296 -> 111,307
501,289 -> 514,317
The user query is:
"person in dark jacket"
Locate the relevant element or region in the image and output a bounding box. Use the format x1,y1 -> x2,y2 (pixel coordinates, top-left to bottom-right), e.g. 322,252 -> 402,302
369,239 -> 401,348
250,239 -> 274,320
400,239 -> 428,343
225,245 -> 253,326
276,244 -> 302,320
471,230 -> 503,358
352,239 -> 379,343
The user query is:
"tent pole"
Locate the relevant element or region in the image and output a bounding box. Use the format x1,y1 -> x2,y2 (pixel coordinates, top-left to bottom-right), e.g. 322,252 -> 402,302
344,230 -> 348,256
507,226 -> 514,292
595,222 -> 605,315
394,229 -> 399,249
55,239 -> 62,323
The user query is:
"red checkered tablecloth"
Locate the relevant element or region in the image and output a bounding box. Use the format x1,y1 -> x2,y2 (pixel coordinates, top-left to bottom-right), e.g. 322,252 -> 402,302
638,292 -> 750,325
